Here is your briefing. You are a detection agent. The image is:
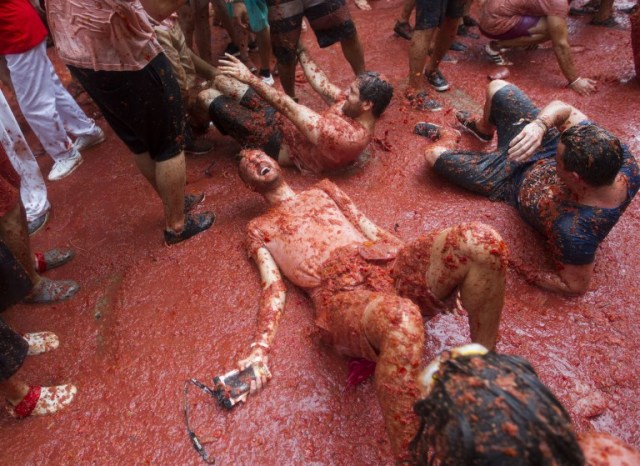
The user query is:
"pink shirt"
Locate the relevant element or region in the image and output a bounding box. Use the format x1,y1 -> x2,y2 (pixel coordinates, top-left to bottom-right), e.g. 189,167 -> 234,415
480,0 -> 569,35
46,0 -> 162,71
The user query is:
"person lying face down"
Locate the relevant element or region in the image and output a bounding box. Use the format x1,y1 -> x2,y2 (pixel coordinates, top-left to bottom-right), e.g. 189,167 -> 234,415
197,47 -> 393,174
226,149 -> 507,462
411,344 -> 640,465
425,80 -> 640,295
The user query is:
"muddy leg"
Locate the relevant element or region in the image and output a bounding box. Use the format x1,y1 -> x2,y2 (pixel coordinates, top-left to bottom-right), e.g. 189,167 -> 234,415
427,223 -> 506,349
340,33 -> 366,75
324,290 -> 424,461
156,152 -> 187,232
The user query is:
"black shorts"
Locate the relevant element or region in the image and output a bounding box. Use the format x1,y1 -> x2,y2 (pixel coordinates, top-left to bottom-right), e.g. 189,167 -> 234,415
415,0 -> 465,30
0,239 -> 33,313
208,89 -> 283,158
433,84 -> 560,204
268,0 -> 356,64
0,318 -> 29,382
69,53 -> 186,162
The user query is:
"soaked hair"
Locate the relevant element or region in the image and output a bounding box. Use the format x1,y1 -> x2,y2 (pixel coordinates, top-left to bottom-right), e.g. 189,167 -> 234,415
410,352 -> 585,466
560,124 -> 623,187
357,71 -> 393,118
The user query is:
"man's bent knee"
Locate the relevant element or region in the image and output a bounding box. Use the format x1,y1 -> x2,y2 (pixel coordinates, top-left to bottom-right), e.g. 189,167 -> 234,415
487,79 -> 510,100
461,222 -> 508,271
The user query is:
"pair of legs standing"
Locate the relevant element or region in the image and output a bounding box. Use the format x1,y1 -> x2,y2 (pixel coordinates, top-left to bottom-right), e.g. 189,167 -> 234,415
69,54 -> 214,243
4,40 -> 103,181
267,0 -> 365,98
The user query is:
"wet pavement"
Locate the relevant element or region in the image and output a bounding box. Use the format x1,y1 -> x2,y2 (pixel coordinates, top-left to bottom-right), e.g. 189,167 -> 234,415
1,1 -> 639,463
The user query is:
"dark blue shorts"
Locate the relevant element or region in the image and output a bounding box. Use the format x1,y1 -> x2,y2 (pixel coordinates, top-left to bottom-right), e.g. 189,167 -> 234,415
415,0 -> 465,30
433,84 -> 560,204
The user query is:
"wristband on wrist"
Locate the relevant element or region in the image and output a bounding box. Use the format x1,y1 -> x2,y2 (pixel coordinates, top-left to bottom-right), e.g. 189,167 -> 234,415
568,76 -> 582,87
533,118 -> 548,132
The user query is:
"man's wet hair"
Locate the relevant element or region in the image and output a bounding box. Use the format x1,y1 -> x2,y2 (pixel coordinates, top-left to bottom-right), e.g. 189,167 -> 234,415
560,124 -> 623,187
356,71 -> 393,118
410,352 -> 585,466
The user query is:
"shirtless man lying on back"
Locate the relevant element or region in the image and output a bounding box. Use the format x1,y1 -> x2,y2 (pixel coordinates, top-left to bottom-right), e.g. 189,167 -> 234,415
198,48 -> 393,174
224,149 -> 507,462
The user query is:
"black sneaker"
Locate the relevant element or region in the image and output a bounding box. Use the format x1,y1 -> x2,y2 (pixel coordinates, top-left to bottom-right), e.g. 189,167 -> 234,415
449,41 -> 467,52
414,122 -> 441,141
222,43 -> 240,57
164,212 -> 215,245
457,24 -> 480,39
426,69 -> 450,92
184,193 -> 205,213
185,138 -> 214,155
406,91 -> 443,112
393,21 -> 413,40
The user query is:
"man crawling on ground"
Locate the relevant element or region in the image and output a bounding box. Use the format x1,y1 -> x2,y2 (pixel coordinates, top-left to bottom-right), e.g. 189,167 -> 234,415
226,149 -> 507,462
424,80 -> 640,295
197,47 -> 393,174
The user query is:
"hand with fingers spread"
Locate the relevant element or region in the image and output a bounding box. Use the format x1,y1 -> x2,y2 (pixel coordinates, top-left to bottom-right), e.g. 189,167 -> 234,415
569,77 -> 597,96
219,53 -> 256,83
507,119 -> 547,162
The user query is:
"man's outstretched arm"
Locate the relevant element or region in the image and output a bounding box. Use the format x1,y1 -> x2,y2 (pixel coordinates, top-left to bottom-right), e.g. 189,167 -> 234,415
237,240 -> 287,390
317,180 -> 404,249
511,260 -> 593,295
508,99 -> 589,162
218,54 -> 324,144
297,46 -> 343,105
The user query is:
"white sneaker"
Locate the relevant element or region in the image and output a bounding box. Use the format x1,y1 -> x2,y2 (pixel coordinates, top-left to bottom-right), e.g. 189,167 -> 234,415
73,127 -> 105,152
261,74 -> 275,86
48,150 -> 83,181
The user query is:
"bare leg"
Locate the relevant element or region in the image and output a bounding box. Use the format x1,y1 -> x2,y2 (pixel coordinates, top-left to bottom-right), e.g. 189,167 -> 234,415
320,290 -> 424,462
0,377 -> 29,405
194,0 -> 213,62
156,153 -> 187,232
409,28 -> 437,89
340,34 -> 366,76
256,28 -> 273,74
277,61 -> 297,98
592,0 -> 615,22
474,79 -> 510,135
133,152 -> 159,193
427,223 -> 506,349
399,0 -> 416,23
0,202 -> 39,284
211,0 -> 237,41
425,17 -> 459,74
178,3 -> 196,48
213,75 -> 251,100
